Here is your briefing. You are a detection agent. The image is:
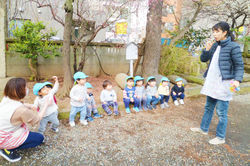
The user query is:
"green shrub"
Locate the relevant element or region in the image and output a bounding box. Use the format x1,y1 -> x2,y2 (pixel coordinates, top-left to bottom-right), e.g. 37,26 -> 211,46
159,46 -> 206,76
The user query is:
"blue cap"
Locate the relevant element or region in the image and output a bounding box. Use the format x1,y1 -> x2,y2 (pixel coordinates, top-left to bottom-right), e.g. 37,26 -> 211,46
73,72 -> 88,81
134,76 -> 144,83
175,77 -> 183,82
33,82 -> 53,96
85,82 -> 93,89
126,76 -> 134,81
161,77 -> 170,82
147,76 -> 156,83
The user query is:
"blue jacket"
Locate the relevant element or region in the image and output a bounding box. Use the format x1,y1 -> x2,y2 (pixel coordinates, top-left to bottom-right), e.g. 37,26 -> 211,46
200,37 -> 244,82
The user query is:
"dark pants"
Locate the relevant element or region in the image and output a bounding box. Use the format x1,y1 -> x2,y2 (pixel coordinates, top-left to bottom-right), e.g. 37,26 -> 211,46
123,98 -> 139,109
9,132 -> 44,151
171,93 -> 185,101
102,101 -> 119,114
160,95 -> 170,104
200,96 -> 229,139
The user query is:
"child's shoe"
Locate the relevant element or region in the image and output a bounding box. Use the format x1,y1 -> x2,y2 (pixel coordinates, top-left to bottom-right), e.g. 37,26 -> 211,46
125,108 -> 131,114
164,102 -> 169,108
143,106 -> 148,111
51,128 -> 59,133
179,99 -> 184,105
80,120 -> 88,126
69,121 -> 75,127
152,104 -> 157,109
190,127 -> 208,135
133,107 -> 140,112
86,117 -> 94,122
107,111 -> 112,116
147,105 -> 153,110
209,137 -> 225,145
114,111 -> 119,116
160,104 -> 165,109
93,113 -> 103,118
174,100 -> 179,106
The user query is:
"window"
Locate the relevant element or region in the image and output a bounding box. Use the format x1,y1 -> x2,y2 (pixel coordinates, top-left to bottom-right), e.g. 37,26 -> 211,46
8,19 -> 28,37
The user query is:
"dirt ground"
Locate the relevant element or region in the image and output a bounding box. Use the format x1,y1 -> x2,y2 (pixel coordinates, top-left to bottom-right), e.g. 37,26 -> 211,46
0,77 -> 249,165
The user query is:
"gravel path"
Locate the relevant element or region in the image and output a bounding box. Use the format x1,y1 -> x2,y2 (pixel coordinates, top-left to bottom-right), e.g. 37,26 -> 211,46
0,95 -> 249,166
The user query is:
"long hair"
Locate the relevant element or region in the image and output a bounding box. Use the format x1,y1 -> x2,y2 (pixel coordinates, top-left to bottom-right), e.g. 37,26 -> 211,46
212,21 -> 235,41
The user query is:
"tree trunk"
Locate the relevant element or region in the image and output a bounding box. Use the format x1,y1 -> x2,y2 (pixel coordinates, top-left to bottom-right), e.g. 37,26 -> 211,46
58,0 -> 74,97
73,45 -> 77,73
28,58 -> 38,81
142,0 -> 163,78
77,43 -> 87,71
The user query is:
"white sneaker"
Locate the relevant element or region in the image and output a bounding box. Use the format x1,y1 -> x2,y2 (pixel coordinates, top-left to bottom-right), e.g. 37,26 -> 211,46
160,104 -> 165,109
69,121 -> 75,127
190,127 -> 208,135
174,100 -> 179,106
51,128 -> 59,133
164,102 -> 169,107
179,99 -> 184,105
80,120 -> 88,126
209,137 -> 225,145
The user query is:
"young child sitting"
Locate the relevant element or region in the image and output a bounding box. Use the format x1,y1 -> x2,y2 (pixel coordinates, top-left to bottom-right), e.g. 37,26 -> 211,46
158,77 -> 170,109
85,82 -> 102,122
123,76 -> 140,113
100,80 -> 119,116
134,76 -> 147,111
69,72 -> 88,127
33,76 -> 59,134
146,76 -> 160,110
171,78 -> 185,106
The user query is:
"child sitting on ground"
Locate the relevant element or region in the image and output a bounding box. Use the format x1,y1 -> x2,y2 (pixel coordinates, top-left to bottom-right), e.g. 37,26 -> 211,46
134,76 -> 147,111
146,76 -> 161,110
33,76 -> 59,134
123,76 -> 140,113
171,78 -> 185,106
85,82 -> 102,122
158,77 -> 170,109
100,80 -> 119,116
69,72 -> 88,127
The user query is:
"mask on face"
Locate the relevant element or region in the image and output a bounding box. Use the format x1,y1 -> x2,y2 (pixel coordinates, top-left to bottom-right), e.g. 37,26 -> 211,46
26,88 -> 29,96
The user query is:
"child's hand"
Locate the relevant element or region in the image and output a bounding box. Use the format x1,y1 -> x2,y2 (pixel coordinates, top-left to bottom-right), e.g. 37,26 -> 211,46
87,96 -> 91,101
103,102 -> 107,104
130,98 -> 134,102
173,92 -> 176,95
155,94 -> 159,98
178,92 -> 182,95
52,76 -> 58,82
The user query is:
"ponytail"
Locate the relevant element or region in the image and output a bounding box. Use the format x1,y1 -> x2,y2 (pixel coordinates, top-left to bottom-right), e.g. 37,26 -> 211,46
227,31 -> 235,41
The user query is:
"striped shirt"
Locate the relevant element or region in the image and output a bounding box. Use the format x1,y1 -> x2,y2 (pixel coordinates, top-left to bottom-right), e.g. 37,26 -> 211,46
0,97 -> 29,149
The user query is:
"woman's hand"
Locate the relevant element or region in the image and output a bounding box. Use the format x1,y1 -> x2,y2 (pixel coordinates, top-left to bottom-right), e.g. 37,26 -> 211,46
205,40 -> 214,51
232,80 -> 240,88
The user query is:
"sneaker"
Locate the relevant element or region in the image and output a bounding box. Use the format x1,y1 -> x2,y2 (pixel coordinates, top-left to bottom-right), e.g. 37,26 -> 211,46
190,127 -> 208,135
147,105 -> 153,110
179,99 -> 184,105
143,107 -> 148,111
86,117 -> 94,122
93,113 -> 103,118
174,100 -> 179,106
0,149 -> 21,162
209,137 -> 225,145
125,108 -> 131,114
164,102 -> 169,108
69,121 -> 75,127
133,107 -> 140,113
152,104 -> 157,109
80,120 -> 88,126
160,104 -> 165,109
107,111 -> 112,116
51,128 -> 59,133
114,111 -> 119,116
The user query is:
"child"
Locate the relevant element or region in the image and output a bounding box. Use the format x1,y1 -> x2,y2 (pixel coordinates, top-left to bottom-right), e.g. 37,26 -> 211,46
123,76 -> 140,113
33,76 -> 59,134
134,76 -> 147,111
171,78 -> 185,106
85,82 -> 102,122
158,77 -> 170,109
146,76 -> 160,110
100,80 -> 119,116
69,72 -> 88,127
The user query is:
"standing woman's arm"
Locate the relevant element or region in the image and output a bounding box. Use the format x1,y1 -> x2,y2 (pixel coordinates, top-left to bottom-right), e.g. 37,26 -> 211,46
231,44 -> 244,82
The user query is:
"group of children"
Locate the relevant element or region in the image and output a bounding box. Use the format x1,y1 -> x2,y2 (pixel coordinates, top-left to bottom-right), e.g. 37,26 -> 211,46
32,72 -> 185,134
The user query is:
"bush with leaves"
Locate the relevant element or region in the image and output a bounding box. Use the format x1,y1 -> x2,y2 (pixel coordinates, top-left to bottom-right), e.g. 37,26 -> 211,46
10,20 -> 60,80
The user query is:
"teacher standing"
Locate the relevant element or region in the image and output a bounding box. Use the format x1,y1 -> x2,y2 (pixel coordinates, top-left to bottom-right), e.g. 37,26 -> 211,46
190,22 -> 244,145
